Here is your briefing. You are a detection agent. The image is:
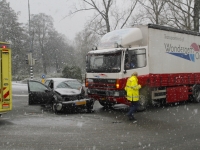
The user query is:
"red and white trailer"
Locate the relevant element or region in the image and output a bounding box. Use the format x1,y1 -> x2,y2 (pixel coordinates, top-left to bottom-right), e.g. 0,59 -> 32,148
85,24 -> 200,111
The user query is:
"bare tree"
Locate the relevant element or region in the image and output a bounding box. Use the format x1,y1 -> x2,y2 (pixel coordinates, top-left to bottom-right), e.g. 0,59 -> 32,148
137,0 -> 168,25
68,0 -> 138,35
0,0 -> 28,77
30,13 -> 54,74
45,31 -> 75,73
136,0 -> 200,32
166,0 -> 194,30
166,0 -> 200,32
74,28 -> 99,73
194,0 -> 200,31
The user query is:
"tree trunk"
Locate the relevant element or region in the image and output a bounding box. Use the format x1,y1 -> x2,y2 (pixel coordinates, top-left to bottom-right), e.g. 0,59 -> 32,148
194,0 -> 200,32
41,47 -> 47,74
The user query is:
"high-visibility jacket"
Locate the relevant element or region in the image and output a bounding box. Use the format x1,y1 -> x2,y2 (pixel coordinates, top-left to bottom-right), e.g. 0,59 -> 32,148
125,75 -> 141,102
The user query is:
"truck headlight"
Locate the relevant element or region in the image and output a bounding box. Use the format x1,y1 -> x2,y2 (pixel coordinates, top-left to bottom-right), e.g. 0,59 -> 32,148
88,79 -> 93,83
113,92 -> 119,96
87,89 -> 90,94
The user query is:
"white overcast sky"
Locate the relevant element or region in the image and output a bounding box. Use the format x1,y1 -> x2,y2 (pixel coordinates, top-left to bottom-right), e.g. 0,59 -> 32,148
7,0 -> 92,40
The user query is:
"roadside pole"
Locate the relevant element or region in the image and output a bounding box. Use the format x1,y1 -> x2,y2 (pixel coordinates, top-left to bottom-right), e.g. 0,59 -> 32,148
27,53 -> 36,79
28,0 -> 33,79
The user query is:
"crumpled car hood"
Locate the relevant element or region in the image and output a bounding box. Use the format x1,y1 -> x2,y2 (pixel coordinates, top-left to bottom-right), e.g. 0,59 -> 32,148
55,88 -> 81,95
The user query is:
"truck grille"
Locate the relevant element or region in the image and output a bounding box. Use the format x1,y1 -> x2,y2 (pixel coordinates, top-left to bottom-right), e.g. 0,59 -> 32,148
88,79 -> 116,89
96,90 -> 106,95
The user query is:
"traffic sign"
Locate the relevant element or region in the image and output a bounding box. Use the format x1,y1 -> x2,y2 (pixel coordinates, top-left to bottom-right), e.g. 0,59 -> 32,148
42,74 -> 45,79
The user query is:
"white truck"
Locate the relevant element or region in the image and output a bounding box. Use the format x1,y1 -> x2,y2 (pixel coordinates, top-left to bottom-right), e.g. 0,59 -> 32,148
85,24 -> 200,111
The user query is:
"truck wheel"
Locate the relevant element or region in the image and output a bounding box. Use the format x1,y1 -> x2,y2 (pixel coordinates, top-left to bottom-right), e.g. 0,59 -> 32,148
137,95 -> 147,111
192,84 -> 200,103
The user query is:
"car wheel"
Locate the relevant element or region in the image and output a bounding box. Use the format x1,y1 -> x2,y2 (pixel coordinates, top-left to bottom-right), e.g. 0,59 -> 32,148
52,102 -> 63,113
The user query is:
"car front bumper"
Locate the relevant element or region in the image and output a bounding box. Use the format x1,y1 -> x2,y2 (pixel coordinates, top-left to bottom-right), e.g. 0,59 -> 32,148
54,98 -> 94,111
62,98 -> 93,106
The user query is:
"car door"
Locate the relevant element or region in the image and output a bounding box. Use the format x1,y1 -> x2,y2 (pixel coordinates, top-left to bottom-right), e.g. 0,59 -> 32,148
27,80 -> 54,105
48,80 -> 54,90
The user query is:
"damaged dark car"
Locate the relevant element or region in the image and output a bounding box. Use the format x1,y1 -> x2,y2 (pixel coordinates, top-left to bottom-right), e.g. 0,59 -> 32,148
27,78 -> 94,113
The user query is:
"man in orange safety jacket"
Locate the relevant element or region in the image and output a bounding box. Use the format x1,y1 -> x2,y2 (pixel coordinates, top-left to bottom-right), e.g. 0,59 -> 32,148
125,72 -> 141,123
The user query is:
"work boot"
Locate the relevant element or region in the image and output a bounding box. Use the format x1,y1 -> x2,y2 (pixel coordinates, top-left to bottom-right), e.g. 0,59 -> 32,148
132,118 -> 137,123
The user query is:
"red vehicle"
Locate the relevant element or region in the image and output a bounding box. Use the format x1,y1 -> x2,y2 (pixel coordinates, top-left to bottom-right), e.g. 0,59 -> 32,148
85,24 -> 200,111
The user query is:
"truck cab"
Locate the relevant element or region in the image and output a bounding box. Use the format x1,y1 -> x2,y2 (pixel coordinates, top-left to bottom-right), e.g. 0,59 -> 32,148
85,28 -> 149,111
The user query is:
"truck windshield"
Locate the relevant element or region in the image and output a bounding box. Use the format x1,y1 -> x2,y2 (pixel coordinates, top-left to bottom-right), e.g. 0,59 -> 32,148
86,52 -> 121,73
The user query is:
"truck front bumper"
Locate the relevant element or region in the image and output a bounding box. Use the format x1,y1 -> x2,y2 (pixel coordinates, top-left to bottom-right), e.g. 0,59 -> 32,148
88,94 -> 129,105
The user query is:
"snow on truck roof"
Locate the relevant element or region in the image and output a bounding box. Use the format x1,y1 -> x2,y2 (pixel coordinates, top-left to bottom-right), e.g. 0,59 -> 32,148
98,28 -> 143,49
94,24 -> 200,51
88,48 -> 123,54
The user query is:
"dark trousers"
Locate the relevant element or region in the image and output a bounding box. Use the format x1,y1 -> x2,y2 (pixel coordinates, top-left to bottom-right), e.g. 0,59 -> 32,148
127,101 -> 139,119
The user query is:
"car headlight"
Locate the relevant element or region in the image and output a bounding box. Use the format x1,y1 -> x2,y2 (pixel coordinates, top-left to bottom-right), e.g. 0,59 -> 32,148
53,95 -> 58,100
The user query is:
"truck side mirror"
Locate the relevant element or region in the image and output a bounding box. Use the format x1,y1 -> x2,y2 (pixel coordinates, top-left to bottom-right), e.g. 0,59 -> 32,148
125,48 -> 129,54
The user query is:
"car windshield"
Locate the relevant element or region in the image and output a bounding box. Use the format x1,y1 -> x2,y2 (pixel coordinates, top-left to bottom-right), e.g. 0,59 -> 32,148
86,51 -> 121,73
57,80 -> 82,90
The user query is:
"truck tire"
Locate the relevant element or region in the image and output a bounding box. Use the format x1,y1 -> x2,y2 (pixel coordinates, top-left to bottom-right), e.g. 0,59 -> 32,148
137,86 -> 150,111
137,95 -> 147,111
192,84 -> 200,103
